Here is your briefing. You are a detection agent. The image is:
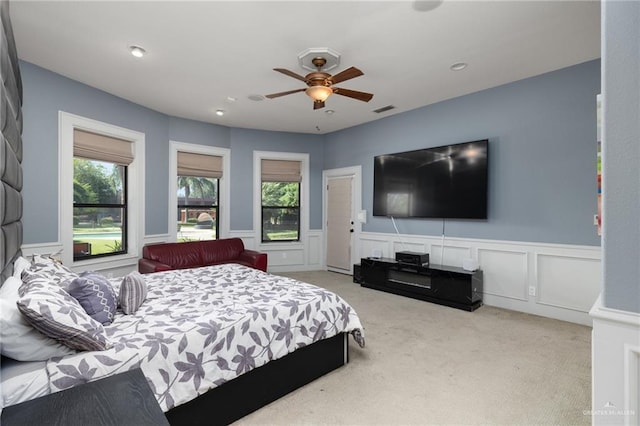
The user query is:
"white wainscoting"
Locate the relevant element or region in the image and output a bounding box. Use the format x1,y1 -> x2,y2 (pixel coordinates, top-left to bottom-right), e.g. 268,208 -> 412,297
358,231 -> 601,326
590,296 -> 640,425
229,230 -> 324,273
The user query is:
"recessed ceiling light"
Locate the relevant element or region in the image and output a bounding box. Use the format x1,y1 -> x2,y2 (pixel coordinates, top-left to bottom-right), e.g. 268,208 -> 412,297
226,96 -> 237,103
129,45 -> 146,58
450,62 -> 468,71
215,109 -> 224,116
325,109 -> 335,115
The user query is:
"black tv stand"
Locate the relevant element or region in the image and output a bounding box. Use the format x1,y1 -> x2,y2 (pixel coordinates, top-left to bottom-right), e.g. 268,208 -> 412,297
358,257 -> 483,311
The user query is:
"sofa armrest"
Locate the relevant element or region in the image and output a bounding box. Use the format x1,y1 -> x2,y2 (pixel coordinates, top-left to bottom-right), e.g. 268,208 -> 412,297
138,258 -> 173,274
238,250 -> 268,272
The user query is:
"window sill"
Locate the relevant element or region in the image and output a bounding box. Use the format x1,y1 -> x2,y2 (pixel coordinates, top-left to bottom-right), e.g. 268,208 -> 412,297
72,252 -> 138,271
258,241 -> 304,250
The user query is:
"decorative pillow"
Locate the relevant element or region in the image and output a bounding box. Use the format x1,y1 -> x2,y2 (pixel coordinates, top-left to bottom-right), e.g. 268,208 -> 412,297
22,254 -> 78,286
0,276 -> 76,361
12,256 -> 31,279
16,276 -> 112,352
119,272 -> 147,315
67,272 -> 117,325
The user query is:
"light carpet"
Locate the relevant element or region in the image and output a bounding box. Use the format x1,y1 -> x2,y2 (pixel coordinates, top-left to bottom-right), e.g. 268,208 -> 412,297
237,271 -> 591,425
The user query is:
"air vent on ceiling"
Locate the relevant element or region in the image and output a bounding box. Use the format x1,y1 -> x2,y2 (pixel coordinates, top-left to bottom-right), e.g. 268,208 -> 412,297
372,105 -> 395,114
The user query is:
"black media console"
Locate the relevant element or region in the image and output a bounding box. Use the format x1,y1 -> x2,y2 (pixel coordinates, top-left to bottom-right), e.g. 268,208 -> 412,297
358,257 -> 483,311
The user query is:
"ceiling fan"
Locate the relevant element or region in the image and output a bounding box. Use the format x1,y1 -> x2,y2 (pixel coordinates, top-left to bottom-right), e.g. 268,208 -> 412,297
265,57 -> 374,110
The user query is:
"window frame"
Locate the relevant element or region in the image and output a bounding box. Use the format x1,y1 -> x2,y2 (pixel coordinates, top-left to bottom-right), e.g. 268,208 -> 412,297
253,151 -> 309,247
261,181 -> 301,243
59,112 -> 145,268
73,159 -> 128,260
176,177 -> 219,241
169,141 -> 230,242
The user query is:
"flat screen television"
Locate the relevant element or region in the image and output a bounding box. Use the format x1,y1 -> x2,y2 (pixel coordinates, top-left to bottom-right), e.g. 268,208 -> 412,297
373,139 -> 488,219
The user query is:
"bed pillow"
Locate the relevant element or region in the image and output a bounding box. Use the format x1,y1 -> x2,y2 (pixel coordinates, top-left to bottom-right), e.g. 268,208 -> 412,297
66,272 -> 118,325
12,256 -> 31,279
16,276 -> 112,352
119,272 -> 147,315
22,254 -> 78,286
0,276 -> 76,361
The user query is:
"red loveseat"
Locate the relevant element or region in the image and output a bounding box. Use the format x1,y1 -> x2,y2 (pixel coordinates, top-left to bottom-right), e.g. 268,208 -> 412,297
138,238 -> 267,274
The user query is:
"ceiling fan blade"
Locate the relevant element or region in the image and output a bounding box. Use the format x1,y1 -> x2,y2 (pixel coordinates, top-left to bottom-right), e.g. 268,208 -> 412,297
332,87 -> 374,102
313,100 -> 325,110
330,67 -> 364,84
273,68 -> 307,82
265,88 -> 306,99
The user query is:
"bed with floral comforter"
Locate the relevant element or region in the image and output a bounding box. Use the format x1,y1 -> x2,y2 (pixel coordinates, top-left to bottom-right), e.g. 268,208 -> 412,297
44,263 -> 365,412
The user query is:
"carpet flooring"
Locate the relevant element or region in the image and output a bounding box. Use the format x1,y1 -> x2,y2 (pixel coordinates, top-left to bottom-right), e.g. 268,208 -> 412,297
237,270 -> 591,425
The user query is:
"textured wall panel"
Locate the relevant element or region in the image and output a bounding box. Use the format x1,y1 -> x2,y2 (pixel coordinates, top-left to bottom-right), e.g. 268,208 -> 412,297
1,0 -> 23,282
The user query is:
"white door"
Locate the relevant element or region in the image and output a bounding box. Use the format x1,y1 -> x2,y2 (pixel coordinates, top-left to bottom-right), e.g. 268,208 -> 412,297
326,176 -> 353,273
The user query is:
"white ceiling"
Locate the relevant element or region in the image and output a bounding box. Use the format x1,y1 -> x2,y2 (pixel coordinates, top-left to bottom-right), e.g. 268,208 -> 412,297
9,1 -> 601,135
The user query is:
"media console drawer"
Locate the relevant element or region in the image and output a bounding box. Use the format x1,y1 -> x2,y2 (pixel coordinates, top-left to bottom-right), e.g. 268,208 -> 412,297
359,257 -> 483,311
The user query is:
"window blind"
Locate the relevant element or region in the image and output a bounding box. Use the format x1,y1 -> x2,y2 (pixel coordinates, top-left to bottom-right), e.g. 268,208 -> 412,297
261,159 -> 301,182
73,129 -> 134,165
177,152 -> 223,178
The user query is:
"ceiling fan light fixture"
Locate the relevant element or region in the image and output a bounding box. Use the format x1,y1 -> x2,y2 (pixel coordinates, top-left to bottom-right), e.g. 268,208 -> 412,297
306,86 -> 333,102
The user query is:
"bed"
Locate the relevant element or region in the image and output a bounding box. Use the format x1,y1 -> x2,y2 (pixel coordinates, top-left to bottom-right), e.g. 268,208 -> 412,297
1,259 -> 365,424
1,4 -> 365,423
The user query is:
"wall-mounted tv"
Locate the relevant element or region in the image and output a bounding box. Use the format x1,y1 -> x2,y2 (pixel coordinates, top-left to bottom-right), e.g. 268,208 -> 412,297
373,139 -> 489,219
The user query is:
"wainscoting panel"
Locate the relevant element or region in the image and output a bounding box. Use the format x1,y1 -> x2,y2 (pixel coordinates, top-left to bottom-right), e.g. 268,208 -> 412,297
477,248 -> 528,301
430,244 -> 472,267
306,231 -> 323,269
591,297 -> 640,425
360,235 -> 392,259
392,241 -> 428,256
536,253 -> 601,312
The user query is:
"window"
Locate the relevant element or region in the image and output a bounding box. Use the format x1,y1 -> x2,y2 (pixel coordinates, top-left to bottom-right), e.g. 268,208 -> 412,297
177,151 -> 221,241
59,112 -> 144,267
72,129 -> 134,260
170,142 -> 230,243
73,159 -> 127,259
261,159 -> 301,242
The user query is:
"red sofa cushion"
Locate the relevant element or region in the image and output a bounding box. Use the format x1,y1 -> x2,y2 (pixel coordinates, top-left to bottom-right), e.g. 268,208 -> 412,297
142,241 -> 204,270
199,238 -> 244,266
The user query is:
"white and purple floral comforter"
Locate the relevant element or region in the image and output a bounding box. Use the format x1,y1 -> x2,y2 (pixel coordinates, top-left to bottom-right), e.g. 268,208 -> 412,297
45,264 -> 365,411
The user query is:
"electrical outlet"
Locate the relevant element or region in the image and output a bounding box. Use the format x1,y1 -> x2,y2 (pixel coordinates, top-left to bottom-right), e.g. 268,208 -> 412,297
529,286 -> 536,297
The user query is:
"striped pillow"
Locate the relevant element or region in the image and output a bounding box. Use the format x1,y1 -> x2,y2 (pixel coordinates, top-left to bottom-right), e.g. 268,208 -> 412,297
17,276 -> 112,352
119,272 -> 147,314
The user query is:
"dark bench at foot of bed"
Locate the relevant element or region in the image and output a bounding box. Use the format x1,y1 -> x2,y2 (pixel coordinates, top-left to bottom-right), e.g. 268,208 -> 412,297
165,332 -> 348,426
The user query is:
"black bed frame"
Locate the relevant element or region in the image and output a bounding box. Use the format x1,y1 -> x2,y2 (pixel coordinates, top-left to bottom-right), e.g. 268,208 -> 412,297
165,332 -> 348,425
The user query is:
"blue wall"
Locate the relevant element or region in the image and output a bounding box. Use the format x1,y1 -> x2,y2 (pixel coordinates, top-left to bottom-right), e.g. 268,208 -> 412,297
325,60 -> 601,246
20,59 -> 600,247
228,128 -> 325,231
19,61 -> 323,243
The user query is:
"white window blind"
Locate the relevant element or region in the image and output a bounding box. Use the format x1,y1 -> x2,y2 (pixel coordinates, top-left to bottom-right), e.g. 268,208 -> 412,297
73,129 -> 134,165
261,159 -> 301,182
177,152 -> 223,178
